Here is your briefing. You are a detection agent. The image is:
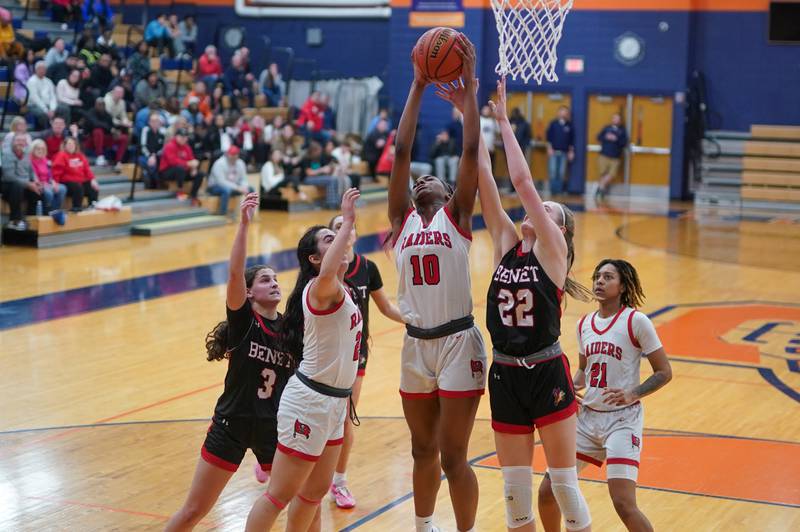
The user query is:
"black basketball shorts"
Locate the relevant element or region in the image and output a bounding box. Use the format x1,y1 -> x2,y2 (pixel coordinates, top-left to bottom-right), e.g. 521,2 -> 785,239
489,353 -> 577,434
201,416 -> 278,472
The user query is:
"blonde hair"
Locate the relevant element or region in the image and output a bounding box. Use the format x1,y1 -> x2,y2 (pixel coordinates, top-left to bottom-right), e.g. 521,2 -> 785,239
30,139 -> 47,157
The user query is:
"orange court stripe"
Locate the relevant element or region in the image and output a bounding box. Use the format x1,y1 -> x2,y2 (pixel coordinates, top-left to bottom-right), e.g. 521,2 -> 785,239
478,434 -> 800,506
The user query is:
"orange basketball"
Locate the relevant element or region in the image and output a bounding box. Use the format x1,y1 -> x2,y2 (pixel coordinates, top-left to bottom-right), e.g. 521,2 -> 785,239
413,27 -> 463,83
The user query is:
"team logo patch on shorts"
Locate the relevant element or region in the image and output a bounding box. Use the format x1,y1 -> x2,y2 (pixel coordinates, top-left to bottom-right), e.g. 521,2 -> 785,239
470,359 -> 484,378
552,388 -> 565,406
293,420 -> 311,439
631,434 -> 640,448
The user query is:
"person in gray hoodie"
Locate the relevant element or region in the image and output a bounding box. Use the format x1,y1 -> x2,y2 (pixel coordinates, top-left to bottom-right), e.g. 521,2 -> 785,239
1,135 -> 38,229
207,146 -> 253,215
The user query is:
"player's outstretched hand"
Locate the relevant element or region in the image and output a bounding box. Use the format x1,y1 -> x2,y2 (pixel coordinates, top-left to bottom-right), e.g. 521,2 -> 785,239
411,46 -> 430,87
454,33 -> 476,83
488,76 -> 508,122
240,192 -> 259,225
341,188 -> 360,225
434,78 -> 479,113
602,387 -> 639,407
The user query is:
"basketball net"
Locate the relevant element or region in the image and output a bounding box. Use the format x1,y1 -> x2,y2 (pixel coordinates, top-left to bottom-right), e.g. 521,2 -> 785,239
490,0 -> 573,85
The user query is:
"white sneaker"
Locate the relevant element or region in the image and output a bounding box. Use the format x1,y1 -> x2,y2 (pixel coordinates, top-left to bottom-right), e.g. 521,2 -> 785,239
95,155 -> 108,166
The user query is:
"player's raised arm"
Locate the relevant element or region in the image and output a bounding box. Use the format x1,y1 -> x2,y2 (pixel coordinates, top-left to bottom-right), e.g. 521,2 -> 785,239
435,80 -> 517,268
388,50 -> 429,235
226,192 -> 259,310
312,188 -> 360,306
448,35 -> 480,234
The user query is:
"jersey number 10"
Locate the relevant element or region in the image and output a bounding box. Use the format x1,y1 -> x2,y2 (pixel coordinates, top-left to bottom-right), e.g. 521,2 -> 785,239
410,254 -> 441,286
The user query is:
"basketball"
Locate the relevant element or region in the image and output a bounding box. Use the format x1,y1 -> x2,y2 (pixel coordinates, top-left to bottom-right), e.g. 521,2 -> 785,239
413,27 -> 463,83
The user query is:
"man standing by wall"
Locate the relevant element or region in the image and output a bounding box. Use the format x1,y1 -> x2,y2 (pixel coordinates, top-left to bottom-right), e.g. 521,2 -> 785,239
545,105 -> 574,195
596,112 -> 628,200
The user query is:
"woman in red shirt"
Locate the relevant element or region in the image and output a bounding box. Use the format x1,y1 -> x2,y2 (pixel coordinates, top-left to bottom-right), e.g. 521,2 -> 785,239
158,128 -> 205,203
52,136 -> 99,211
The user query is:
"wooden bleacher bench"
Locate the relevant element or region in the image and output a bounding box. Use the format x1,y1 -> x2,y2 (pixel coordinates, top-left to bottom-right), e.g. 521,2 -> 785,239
739,125 -> 800,208
241,107 -> 289,123
27,207 -> 132,235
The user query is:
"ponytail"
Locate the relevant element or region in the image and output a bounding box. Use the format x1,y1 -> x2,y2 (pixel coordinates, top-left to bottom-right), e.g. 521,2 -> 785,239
558,204 -> 593,303
205,320 -> 230,361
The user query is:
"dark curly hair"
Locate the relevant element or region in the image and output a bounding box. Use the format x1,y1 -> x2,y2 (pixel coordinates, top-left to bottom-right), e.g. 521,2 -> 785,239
592,259 -> 645,309
205,264 -> 276,362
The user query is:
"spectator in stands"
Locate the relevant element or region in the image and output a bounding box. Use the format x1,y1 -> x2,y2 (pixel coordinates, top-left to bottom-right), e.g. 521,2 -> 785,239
300,140 -> 342,209
207,145 -> 252,215
480,104 -> 498,168
111,68 -> 135,107
139,111 -> 165,188
328,139 -> 360,190
47,53 -> 77,84
178,15 -> 197,56
134,101 -> 165,137
202,113 -> 230,163
209,84 -> 225,115
53,134 -> 98,212
296,91 -> 326,142
144,13 -> 174,57
258,62 -> 284,107
103,85 -> 131,131
82,0 -> 113,30
26,61 -> 58,130
445,107 -> 463,156
127,41 -> 151,85
181,97 -> 204,129
51,0 -> 78,29
197,45 -> 223,87
261,148 -> 302,198
545,105 -> 574,195
78,37 -> 101,67
190,121 -> 207,161
362,118 -> 388,179
0,8 -> 16,60
85,97 -> 129,169
595,112 -> 628,200
510,106 -> 532,157
44,38 -> 69,68
263,114 -> 283,146
134,71 -> 166,109
1,134 -> 37,229
182,81 -> 212,120
56,69 -> 84,125
164,98 -> 183,130
97,28 -> 120,61
375,129 -> 396,177
366,108 -> 392,136
428,129 -> 459,186
271,123 -> 305,178
319,93 -> 335,136
223,53 -> 253,108
2,116 -> 33,151
13,49 -> 35,105
30,139 -> 66,213
158,128 -> 204,203
84,52 -> 115,104
42,116 -> 75,159
237,115 -> 269,169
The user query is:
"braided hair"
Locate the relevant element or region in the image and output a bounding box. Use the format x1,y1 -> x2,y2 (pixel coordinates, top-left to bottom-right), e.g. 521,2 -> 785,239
592,259 -> 645,309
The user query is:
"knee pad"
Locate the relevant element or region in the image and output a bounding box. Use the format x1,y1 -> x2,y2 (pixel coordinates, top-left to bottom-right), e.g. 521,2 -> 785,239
502,466 -> 534,529
548,467 -> 591,531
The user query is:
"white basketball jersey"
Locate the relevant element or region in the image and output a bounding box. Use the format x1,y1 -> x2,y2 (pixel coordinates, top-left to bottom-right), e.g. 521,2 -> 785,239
393,206 -> 473,329
300,280 -> 362,389
578,307 -> 662,411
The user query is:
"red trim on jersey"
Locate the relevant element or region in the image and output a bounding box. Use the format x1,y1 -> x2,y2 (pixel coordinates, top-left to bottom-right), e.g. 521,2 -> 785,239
438,388 -> 485,398
491,420 -> 535,434
443,205 -> 473,241
253,311 -> 279,337
277,442 -> 319,462
576,452 -> 603,467
326,437 -> 344,446
357,368 -> 366,376
345,254 -> 361,280
583,401 -> 640,413
627,310 -> 641,348
201,446 -> 239,472
577,314 -> 588,353
399,389 -> 439,399
559,354 -> 575,393
259,463 -> 272,471
515,240 -> 526,257
265,492 -> 287,510
305,280 -> 345,316
297,493 -> 322,505
391,208 -> 415,246
607,458 -> 640,468
590,306 -> 626,336
534,400 -> 577,428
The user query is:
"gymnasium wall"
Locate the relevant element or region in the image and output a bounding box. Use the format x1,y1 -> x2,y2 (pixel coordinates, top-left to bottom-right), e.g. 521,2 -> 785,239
115,0 -> 799,199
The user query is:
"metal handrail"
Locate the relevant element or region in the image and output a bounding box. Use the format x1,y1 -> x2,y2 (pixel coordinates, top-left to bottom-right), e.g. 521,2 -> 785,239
128,142 -> 141,201
0,67 -> 11,131
23,0 -> 31,21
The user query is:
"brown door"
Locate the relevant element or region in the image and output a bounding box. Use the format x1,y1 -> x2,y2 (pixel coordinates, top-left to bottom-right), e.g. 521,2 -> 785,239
629,95 -> 673,191
586,94 -> 628,186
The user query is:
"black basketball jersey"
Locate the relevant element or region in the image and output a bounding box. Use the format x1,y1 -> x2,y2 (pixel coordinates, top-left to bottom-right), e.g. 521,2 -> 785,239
486,242 -> 563,357
345,254 -> 383,356
213,299 -> 294,421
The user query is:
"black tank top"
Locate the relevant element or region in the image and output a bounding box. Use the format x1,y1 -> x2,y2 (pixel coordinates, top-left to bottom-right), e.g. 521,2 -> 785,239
486,242 -> 563,357
213,300 -> 295,421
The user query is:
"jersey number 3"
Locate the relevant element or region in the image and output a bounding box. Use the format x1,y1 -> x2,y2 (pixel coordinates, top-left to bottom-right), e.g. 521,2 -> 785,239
410,254 -> 440,286
258,368 -> 277,399
497,288 -> 534,327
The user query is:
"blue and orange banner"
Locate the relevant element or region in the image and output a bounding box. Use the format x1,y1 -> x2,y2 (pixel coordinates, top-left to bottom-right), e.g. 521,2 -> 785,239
410,0 -> 465,27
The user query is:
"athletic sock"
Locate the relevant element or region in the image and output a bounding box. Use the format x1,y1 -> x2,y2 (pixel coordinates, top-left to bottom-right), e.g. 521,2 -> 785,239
415,514 -> 434,532
332,472 -> 347,487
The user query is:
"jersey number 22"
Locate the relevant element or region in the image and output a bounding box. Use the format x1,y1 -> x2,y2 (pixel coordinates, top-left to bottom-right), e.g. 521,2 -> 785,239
497,288 -> 534,327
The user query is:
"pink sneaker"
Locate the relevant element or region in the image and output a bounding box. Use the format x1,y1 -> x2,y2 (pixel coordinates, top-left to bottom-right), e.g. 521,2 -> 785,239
329,483 -> 356,509
254,463 -> 270,484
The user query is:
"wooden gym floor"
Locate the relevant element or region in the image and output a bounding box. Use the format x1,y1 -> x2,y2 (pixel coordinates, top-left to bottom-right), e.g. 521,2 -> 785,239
1,197 -> 798,531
